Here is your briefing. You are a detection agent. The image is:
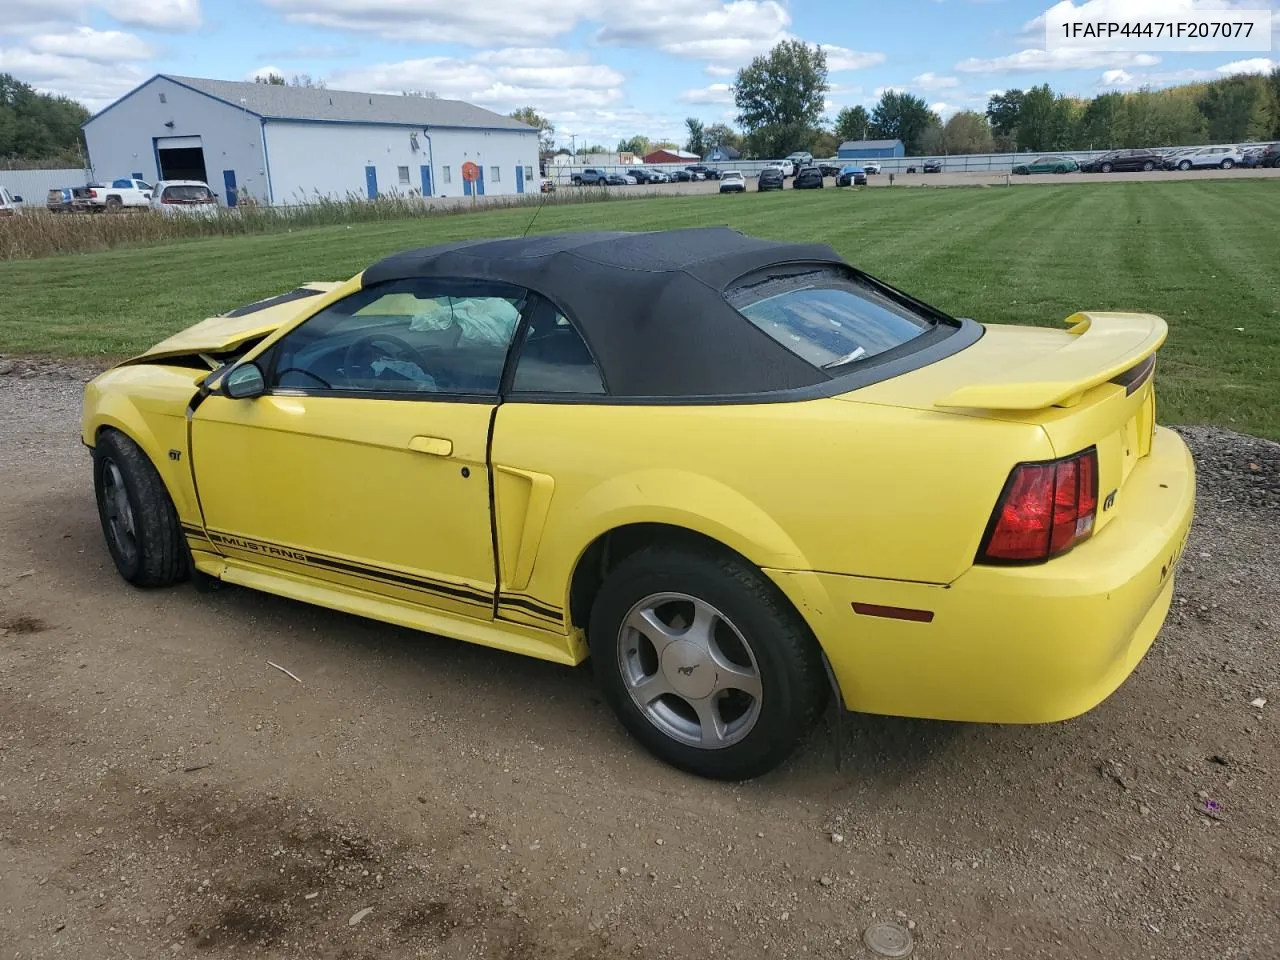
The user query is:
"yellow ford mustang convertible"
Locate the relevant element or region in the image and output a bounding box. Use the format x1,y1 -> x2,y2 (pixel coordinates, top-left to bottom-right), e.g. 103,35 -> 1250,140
82,229 -> 1194,779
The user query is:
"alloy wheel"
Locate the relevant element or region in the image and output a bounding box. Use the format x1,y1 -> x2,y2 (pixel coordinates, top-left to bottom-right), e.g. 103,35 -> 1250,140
616,592 -> 763,749
101,458 -> 138,566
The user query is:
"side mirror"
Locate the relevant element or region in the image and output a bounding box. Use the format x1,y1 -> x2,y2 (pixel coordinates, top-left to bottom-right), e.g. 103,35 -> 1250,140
224,362 -> 266,399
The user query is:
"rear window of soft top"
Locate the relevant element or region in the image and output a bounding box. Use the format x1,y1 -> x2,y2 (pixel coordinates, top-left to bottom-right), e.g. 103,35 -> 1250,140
726,265 -> 935,371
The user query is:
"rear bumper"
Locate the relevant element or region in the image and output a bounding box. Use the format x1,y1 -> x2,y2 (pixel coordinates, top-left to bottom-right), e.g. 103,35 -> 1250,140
767,426 -> 1195,723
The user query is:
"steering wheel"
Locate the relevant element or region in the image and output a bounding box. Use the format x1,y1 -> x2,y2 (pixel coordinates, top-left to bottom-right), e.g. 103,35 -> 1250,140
342,333 -> 428,383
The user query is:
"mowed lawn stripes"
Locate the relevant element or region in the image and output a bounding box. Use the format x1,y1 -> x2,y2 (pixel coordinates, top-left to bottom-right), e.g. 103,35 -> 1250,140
2,180 -> 1277,438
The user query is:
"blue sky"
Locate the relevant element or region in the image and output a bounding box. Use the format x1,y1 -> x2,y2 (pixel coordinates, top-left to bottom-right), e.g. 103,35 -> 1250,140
2,0 -> 1275,146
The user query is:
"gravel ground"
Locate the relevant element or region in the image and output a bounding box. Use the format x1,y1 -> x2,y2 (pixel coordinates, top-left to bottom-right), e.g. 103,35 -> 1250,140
0,366 -> 1276,960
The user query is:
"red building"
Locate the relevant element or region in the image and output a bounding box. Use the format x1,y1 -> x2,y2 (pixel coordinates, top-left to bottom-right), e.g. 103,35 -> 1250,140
643,149 -> 700,165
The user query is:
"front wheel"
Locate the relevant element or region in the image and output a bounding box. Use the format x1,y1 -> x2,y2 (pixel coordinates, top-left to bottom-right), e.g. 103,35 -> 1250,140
589,546 -> 828,780
1142,161 -> 1155,171
1178,160 -> 1192,171
93,429 -> 188,587
1100,162 -> 1114,173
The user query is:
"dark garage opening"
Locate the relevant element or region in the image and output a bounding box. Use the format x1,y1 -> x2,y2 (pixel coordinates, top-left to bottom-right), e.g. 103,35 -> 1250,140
158,147 -> 208,183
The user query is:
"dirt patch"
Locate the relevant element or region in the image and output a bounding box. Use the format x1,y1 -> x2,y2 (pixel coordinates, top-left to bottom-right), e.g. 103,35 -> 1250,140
0,372 -> 1276,960
1,613 -> 48,634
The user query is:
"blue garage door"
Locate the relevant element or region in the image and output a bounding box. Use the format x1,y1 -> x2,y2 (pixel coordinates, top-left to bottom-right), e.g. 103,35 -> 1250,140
365,166 -> 378,199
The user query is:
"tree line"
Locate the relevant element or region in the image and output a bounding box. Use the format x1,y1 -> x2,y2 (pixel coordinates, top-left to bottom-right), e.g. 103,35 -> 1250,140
0,73 -> 90,167
619,41 -> 1280,160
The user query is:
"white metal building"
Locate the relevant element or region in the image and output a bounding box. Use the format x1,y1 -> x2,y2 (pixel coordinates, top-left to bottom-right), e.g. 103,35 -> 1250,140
82,75 -> 540,206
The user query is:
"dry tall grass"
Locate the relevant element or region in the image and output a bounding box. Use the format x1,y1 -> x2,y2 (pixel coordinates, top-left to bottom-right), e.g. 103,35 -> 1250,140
0,188 -> 637,261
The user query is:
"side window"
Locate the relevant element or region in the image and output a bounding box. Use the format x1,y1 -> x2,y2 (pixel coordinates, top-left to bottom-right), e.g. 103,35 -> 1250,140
270,279 -> 525,397
510,304 -> 606,395
112,178 -> 132,188
442,166 -> 452,184
490,166 -> 500,182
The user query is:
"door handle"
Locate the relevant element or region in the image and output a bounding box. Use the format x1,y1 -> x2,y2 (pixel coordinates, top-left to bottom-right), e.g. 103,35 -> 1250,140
408,435 -> 453,457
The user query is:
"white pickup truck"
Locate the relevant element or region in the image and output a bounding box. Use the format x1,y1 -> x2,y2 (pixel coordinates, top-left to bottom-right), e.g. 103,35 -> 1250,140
86,177 -> 154,212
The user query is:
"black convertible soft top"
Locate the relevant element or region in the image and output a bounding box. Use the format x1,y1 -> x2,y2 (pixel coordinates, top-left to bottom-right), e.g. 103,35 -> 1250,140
362,228 -> 970,399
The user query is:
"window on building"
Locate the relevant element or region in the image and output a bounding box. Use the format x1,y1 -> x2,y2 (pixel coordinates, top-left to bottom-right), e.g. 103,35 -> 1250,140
158,92 -> 167,103
490,166 -> 501,182
397,166 -> 410,185
442,166 -> 452,184
525,166 -> 534,180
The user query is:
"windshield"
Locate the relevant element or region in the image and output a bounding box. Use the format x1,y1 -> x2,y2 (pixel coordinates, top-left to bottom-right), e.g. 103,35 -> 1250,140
727,266 -> 934,370
163,185 -> 214,202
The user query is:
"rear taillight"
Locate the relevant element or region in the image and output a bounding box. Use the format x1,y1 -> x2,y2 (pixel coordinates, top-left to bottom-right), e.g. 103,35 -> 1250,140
979,448 -> 1098,564
88,189 -> 98,198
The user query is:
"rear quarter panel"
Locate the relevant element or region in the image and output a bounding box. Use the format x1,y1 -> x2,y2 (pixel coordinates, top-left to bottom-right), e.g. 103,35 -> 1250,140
491,397 -> 1054,617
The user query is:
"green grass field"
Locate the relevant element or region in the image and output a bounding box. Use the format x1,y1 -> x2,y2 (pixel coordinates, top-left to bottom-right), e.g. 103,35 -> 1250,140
2,181 -> 1277,438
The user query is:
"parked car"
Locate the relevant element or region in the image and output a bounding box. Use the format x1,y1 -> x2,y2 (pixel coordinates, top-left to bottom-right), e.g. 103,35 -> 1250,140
0,186 -> 23,217
47,188 -> 77,213
757,167 -> 784,191
1166,146 -> 1243,170
863,162 -> 882,175
540,178 -> 556,193
718,171 -> 746,193
792,165 -> 824,189
149,180 -> 219,217
86,177 -> 153,211
1238,146 -> 1266,169
922,160 -> 943,173
81,228 -> 1194,780
668,169 -> 693,182
604,173 -> 635,185
817,160 -> 843,177
571,168 -> 609,186
786,151 -> 813,167
1080,149 -> 1161,173
627,168 -> 662,185
764,160 -> 795,178
836,164 -> 867,186
1011,155 -> 1080,175
686,165 -> 722,181
1259,142 -> 1280,168
646,169 -> 670,183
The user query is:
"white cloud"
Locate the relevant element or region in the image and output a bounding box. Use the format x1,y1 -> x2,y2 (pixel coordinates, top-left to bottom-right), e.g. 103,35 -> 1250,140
595,0 -> 790,63
550,105 -> 686,148
1097,55 -> 1276,86
957,48 -> 1162,72
1215,56 -> 1276,75
823,45 -> 886,71
678,82 -> 734,104
264,0 -> 594,45
327,50 -> 627,113
3,0 -> 199,33
29,27 -> 153,63
930,101 -> 958,118
910,71 -> 960,90
704,64 -> 735,77
250,64 -> 287,81
0,47 -> 146,107
107,0 -> 201,30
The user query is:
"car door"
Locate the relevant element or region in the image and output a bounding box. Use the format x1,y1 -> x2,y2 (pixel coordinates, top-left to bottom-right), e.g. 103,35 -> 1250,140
190,277 -> 527,621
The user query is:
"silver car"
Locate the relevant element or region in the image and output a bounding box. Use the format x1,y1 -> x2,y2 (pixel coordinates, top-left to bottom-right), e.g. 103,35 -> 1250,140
1169,146 -> 1243,171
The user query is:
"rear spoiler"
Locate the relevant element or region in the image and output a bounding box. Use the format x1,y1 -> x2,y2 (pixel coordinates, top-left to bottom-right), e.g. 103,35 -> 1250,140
936,312 -> 1167,411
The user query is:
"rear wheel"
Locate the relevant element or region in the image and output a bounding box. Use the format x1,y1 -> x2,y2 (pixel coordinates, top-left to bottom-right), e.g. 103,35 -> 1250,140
1142,161 -> 1155,171
589,546 -> 828,780
1220,158 -> 1234,170
105,196 -> 122,211
93,429 -> 188,587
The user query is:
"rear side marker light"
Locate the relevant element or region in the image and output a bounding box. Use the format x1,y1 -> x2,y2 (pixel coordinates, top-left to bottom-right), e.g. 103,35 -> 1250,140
979,448 -> 1099,564
851,603 -> 935,623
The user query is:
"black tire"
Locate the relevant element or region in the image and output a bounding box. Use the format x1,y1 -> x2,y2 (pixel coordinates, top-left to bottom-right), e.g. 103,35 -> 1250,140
1142,161 -> 1155,171
1220,159 -> 1234,170
105,196 -> 122,211
93,429 -> 188,588
1179,160 -> 1191,171
1100,162 -> 1113,173
588,545 -> 828,780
